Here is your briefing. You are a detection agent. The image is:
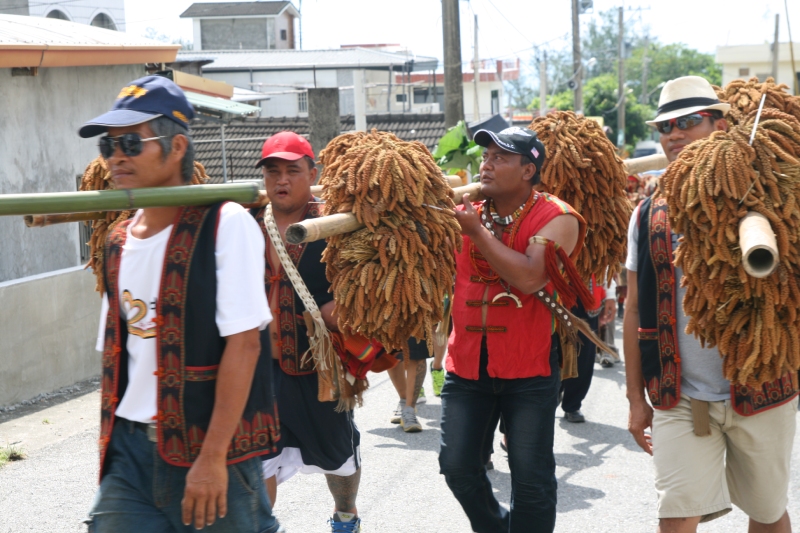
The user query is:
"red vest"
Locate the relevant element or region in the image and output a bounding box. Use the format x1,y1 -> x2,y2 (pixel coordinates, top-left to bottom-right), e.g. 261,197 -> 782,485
446,193 -> 585,380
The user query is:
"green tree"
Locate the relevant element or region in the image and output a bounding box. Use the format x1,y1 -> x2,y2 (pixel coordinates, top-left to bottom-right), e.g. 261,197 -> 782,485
582,73 -> 654,146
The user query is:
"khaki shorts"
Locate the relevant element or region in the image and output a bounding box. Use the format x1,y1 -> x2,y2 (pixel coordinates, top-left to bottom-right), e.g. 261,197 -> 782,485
652,394 -> 797,524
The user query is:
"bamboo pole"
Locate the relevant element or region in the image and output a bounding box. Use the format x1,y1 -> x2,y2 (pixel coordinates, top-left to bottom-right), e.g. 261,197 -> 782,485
24,212 -> 105,227
621,153 -> 668,175
286,183 -> 482,244
1,183 -> 259,217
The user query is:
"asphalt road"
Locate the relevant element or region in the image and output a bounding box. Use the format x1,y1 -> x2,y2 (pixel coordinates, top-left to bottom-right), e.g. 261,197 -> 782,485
1,322 -> 799,532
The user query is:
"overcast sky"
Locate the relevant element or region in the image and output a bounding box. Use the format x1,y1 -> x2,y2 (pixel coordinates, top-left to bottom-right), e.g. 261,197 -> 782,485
124,0 -> 798,68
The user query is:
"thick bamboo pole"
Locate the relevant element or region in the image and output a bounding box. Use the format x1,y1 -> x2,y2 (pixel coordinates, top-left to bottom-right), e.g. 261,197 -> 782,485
622,153 -> 668,175
286,183 -> 482,244
1,183 -> 259,217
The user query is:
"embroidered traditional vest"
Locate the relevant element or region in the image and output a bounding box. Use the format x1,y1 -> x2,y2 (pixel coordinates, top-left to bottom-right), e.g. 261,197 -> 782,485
636,196 -> 798,415
251,201 -> 328,376
446,193 -> 586,380
99,204 -> 279,478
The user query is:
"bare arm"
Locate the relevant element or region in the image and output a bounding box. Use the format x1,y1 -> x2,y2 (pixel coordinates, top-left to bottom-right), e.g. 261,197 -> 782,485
320,300 -> 339,332
455,194 -> 579,294
182,327 -> 261,529
622,271 -> 653,455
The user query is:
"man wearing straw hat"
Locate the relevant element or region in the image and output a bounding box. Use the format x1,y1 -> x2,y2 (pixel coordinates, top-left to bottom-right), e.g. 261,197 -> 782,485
82,76 -> 282,532
624,75 -> 798,533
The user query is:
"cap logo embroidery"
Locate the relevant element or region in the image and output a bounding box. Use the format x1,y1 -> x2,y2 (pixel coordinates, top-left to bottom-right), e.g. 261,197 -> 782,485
501,126 -> 531,137
531,147 -> 540,158
172,110 -> 189,124
117,85 -> 148,99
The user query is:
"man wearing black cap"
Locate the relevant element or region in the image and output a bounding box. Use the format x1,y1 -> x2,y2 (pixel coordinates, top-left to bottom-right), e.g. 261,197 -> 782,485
83,76 -> 282,533
439,126 -> 587,532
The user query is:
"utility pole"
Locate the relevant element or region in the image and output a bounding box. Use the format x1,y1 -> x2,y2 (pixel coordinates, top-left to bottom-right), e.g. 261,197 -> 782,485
571,0 -> 583,113
442,0 -> 465,128
617,6 -> 625,149
539,50 -> 548,117
772,14 -> 780,80
640,35 -> 649,104
473,14 -> 480,122
298,0 -> 302,50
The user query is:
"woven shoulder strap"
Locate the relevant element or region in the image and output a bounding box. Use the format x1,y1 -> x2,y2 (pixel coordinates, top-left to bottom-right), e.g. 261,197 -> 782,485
264,204 -> 335,372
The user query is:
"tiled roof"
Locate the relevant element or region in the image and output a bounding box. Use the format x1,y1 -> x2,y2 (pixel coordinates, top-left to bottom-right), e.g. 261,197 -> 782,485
180,1 -> 292,18
180,48 -> 438,72
190,113 -> 446,183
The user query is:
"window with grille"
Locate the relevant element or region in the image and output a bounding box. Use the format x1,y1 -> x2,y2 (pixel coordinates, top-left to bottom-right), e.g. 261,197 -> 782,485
298,91 -> 308,113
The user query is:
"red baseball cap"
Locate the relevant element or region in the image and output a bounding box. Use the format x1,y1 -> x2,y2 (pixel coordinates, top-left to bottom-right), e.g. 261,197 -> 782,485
255,131 -> 315,168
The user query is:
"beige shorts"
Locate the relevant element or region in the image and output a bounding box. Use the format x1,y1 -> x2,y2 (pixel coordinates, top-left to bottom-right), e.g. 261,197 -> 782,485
652,394 -> 797,524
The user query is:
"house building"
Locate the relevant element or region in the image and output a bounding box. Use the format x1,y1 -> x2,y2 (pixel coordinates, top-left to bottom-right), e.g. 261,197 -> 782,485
180,1 -> 299,51
0,0 -> 125,31
403,58 -> 521,123
716,42 -> 800,90
0,14 -> 178,406
175,46 -> 439,118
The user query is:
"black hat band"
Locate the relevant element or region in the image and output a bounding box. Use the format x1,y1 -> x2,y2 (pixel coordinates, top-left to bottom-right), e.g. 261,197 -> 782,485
656,97 -> 721,115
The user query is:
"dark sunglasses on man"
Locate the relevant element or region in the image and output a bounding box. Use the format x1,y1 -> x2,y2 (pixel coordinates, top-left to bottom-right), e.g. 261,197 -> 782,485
655,111 -> 713,135
98,132 -> 165,159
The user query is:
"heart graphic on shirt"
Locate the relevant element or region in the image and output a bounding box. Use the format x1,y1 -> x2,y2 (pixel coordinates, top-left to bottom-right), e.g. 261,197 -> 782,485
122,290 -> 156,339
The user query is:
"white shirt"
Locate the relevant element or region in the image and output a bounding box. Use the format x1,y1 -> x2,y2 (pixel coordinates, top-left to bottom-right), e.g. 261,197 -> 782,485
625,204 -> 730,401
96,203 -> 271,423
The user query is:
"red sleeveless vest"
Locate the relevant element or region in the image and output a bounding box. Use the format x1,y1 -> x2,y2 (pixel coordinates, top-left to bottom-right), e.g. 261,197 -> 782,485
446,193 -> 585,380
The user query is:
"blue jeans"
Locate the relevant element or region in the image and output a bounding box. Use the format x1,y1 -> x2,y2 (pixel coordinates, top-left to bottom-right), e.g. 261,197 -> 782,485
439,337 -> 561,533
87,419 -> 280,533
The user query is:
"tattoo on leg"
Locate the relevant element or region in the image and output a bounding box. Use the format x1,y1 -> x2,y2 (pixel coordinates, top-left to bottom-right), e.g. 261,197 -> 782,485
325,468 -> 361,514
410,360 -> 427,407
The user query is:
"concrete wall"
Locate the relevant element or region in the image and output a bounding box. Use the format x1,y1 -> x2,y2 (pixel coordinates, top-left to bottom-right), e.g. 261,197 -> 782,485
201,18 -> 270,50
717,43 -> 800,88
0,267 -> 101,407
0,63 -> 145,283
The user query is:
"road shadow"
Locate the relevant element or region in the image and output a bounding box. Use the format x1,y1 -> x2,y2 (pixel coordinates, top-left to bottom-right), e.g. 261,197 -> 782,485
590,360 -> 627,387
0,378 -> 99,425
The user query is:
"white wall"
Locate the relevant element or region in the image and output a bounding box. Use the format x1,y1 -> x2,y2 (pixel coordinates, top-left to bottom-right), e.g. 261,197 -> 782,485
0,64 -> 145,282
0,267 -> 101,407
463,80 -> 504,123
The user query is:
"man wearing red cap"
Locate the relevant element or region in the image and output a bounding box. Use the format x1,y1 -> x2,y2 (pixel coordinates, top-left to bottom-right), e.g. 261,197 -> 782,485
252,132 -> 363,533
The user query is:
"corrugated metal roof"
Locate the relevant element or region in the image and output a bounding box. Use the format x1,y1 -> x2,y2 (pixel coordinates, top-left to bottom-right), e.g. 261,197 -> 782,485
190,113 -> 446,183
185,91 -> 262,116
180,1 -> 293,18
0,14 -> 167,47
180,48 -> 438,72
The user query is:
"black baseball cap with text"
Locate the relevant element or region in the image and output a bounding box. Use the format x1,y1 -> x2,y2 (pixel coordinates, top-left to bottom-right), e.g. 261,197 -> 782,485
474,126 -> 546,172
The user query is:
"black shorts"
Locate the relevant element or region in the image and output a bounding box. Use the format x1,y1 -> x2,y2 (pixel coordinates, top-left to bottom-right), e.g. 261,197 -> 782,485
396,337 -> 432,362
263,360 -> 360,472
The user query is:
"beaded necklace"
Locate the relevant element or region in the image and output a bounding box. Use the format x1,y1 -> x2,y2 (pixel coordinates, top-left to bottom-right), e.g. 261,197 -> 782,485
468,190 -> 539,307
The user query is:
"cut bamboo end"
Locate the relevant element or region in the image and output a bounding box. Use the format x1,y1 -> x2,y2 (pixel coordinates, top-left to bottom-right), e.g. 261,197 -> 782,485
739,212 -> 779,278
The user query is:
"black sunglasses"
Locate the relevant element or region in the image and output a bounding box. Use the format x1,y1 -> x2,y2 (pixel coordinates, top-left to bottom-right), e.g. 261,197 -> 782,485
655,111 -> 713,135
98,133 -> 164,159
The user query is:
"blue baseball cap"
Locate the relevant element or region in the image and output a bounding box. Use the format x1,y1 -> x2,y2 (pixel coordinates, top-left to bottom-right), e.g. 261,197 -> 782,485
79,75 -> 195,138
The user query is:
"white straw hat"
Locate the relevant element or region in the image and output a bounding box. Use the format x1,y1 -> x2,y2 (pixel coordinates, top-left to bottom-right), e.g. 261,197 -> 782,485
646,76 -> 730,126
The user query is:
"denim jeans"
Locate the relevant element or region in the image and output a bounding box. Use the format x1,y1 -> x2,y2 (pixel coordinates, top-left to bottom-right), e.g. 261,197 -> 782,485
87,419 -> 280,533
439,337 -> 561,533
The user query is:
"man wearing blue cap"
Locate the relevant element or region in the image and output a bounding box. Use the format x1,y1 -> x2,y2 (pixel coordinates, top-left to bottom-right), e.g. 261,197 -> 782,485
82,76 -> 282,533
